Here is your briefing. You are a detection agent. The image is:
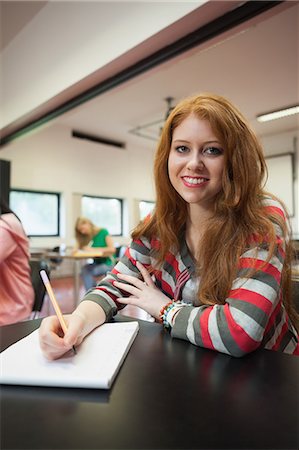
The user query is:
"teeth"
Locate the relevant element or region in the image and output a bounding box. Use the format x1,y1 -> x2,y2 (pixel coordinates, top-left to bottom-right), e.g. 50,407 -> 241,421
184,177 -> 207,185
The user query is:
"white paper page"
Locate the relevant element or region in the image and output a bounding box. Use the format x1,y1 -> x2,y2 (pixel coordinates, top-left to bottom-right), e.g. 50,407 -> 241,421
0,321 -> 139,389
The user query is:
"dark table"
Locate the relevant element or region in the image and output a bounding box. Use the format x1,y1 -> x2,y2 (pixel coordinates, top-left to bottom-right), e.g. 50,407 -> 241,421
1,316 -> 298,450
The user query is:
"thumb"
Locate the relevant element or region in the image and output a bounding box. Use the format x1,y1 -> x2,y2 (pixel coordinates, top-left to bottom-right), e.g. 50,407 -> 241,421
64,313 -> 85,347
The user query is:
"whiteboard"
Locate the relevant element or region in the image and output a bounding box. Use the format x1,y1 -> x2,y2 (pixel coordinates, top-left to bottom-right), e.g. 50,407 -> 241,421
265,153 -> 294,217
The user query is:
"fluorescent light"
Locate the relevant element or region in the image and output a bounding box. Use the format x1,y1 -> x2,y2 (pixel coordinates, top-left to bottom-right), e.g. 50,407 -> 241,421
257,105 -> 299,122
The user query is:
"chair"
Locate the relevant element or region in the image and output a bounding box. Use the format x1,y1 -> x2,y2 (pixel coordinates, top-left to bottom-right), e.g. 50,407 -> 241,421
48,246 -> 63,270
29,259 -> 51,319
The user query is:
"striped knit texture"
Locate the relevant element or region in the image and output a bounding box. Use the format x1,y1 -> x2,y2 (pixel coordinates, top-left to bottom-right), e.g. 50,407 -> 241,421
82,197 -> 299,357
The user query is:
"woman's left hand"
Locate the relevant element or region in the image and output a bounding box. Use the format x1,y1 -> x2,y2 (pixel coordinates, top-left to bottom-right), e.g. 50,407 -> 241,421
113,261 -> 170,319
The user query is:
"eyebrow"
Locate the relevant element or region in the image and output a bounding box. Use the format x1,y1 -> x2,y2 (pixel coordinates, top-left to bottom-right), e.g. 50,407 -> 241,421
172,139 -> 221,145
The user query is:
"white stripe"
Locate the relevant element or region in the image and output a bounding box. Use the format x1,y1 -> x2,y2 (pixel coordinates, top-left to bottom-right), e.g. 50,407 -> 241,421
92,289 -> 117,308
181,277 -> 199,303
186,308 -> 198,345
114,261 -> 137,276
229,307 -> 264,342
241,248 -> 283,272
161,269 -> 176,292
208,305 -> 230,354
262,196 -> 283,209
282,339 -> 297,354
129,248 -> 151,265
264,307 -> 286,349
231,278 -> 278,304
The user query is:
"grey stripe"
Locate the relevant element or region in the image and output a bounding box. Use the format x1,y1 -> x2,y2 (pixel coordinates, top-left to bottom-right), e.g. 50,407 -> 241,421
163,260 -> 177,284
226,298 -> 269,328
237,268 -> 279,293
262,308 -> 283,345
241,248 -> 283,271
215,307 -> 245,357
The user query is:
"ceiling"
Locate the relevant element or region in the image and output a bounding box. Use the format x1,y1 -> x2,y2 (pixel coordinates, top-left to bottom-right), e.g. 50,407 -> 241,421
1,1 -> 298,151
55,1 -> 299,150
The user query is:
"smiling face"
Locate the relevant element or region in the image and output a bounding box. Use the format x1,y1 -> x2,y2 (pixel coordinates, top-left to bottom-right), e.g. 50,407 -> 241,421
167,114 -> 225,214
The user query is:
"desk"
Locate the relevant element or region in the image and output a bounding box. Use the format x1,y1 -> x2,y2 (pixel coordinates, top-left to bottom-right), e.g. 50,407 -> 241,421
1,317 -> 298,450
46,251 -> 103,307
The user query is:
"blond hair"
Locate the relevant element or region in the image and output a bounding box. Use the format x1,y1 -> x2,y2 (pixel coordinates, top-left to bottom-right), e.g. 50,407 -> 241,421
74,217 -> 99,248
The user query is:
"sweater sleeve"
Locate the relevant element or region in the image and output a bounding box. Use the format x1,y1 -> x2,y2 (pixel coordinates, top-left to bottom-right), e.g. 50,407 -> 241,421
80,237 -> 152,320
171,239 -> 285,357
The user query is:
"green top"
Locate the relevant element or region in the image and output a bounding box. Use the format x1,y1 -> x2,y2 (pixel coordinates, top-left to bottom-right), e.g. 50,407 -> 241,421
91,228 -> 113,266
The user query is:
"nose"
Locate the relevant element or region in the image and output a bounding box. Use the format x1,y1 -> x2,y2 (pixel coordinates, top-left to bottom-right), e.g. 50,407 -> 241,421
186,150 -> 205,171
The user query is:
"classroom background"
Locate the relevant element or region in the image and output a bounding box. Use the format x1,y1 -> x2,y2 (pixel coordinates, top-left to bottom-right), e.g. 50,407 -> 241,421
0,1 -> 298,293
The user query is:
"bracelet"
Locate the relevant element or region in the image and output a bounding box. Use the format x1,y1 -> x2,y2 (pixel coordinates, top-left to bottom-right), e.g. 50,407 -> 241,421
159,301 -> 174,328
159,300 -> 189,329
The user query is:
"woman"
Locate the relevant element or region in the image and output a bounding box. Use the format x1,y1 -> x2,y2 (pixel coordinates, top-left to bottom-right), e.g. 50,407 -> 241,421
74,217 -> 116,290
0,198 -> 34,324
40,93 -> 299,359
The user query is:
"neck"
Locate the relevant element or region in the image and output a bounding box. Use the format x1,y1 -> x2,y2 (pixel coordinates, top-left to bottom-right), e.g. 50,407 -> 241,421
185,204 -> 213,258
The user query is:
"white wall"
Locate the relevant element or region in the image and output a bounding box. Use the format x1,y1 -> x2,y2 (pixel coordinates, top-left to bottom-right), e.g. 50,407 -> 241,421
261,128 -> 299,235
0,123 -> 156,248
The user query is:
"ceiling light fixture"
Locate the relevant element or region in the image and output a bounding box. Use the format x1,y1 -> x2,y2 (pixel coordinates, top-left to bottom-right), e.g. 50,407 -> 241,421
256,105 -> 299,123
129,97 -> 175,141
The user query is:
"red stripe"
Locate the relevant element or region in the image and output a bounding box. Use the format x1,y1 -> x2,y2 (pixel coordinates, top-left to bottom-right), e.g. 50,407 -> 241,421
199,308 -> 215,350
264,205 -> 285,220
223,304 -> 260,352
264,300 -> 281,334
272,321 -> 288,351
228,288 -> 273,314
239,258 -> 281,283
160,278 -> 174,297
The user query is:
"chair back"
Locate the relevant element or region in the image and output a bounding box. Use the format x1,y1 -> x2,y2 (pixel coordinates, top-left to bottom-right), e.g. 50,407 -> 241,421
29,259 -> 50,317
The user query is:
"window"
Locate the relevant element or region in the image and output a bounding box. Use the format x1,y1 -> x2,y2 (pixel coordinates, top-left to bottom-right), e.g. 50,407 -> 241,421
139,201 -> 155,220
82,196 -> 123,236
9,189 -> 60,237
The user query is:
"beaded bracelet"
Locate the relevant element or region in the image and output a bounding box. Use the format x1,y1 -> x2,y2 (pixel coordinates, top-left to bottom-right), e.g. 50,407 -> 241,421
159,300 -> 189,329
159,301 -> 174,328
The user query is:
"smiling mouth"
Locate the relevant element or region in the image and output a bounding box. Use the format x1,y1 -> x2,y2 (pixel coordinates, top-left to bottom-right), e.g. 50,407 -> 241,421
182,176 -> 209,185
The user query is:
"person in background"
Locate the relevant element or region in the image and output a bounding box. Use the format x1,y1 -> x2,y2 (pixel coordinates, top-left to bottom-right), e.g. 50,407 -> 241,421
40,93 -> 299,359
74,217 -> 116,290
0,198 -> 34,325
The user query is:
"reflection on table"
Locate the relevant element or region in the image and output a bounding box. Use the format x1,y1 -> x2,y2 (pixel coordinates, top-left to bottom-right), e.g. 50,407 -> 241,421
1,316 -> 298,450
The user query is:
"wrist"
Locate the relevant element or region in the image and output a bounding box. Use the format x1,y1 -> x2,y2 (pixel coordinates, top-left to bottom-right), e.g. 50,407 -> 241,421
74,301 -> 105,336
159,300 -> 189,329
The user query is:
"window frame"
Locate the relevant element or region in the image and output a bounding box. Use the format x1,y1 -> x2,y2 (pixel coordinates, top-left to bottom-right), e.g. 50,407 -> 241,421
82,194 -> 123,236
139,200 -> 155,220
9,188 -> 61,237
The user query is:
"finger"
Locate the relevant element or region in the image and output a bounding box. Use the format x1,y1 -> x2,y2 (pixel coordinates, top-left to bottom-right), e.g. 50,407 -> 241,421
116,273 -> 146,289
117,296 -> 139,306
64,313 -> 84,347
113,280 -> 141,296
39,317 -> 70,360
136,261 -> 155,286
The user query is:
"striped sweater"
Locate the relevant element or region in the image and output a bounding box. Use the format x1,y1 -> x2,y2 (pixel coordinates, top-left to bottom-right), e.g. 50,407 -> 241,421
82,198 -> 299,357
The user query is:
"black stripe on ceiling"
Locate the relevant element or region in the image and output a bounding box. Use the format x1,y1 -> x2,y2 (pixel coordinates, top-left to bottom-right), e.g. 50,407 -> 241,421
0,1 -> 282,147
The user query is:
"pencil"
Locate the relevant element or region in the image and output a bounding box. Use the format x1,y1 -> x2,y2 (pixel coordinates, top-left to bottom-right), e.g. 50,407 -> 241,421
40,270 -> 77,355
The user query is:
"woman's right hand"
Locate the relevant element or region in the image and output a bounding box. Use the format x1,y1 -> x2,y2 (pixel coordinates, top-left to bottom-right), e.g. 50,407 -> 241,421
39,301 -> 106,360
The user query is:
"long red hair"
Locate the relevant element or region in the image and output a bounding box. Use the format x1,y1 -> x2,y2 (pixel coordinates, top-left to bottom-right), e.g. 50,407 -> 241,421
132,93 -> 298,329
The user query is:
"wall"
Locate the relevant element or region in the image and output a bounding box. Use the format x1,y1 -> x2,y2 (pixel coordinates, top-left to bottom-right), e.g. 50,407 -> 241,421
0,123 -> 156,249
261,128 -> 299,235
1,125 -> 298,252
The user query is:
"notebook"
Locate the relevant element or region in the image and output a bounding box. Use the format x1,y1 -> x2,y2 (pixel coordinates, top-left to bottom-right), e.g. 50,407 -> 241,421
0,321 -> 139,389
